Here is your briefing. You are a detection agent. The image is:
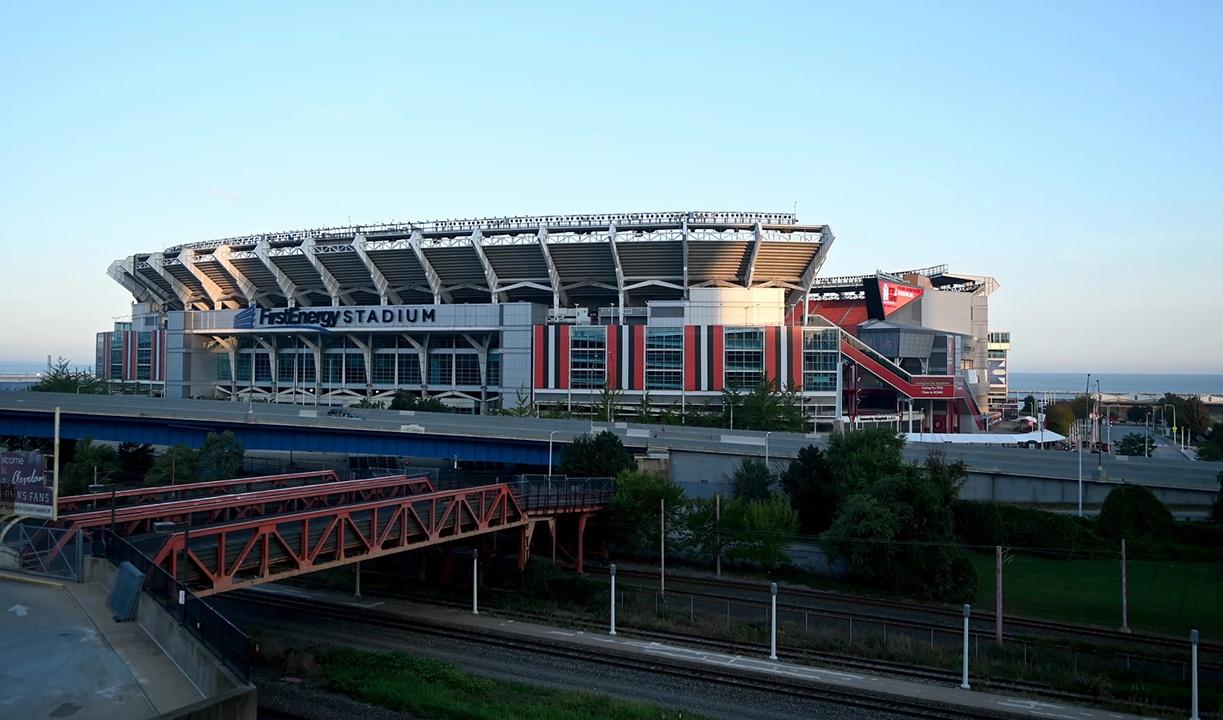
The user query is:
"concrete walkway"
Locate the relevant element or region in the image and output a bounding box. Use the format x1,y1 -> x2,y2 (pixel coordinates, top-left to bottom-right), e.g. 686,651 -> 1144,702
0,572 -> 203,720
255,583 -> 1160,720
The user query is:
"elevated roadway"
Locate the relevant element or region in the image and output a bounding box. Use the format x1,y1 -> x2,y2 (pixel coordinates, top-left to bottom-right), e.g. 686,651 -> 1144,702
1,392 -> 1217,512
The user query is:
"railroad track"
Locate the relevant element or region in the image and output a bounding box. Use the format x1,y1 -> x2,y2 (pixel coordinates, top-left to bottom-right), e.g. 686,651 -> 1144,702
612,566 -> 1220,658
225,589 -> 1028,720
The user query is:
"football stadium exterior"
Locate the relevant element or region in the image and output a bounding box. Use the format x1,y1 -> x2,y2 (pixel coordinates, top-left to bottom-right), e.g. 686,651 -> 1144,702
98,211 -> 999,431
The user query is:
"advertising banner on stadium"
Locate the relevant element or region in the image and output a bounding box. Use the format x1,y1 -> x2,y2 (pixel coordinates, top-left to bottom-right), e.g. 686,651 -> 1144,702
0,451 -> 54,519
864,278 -> 924,319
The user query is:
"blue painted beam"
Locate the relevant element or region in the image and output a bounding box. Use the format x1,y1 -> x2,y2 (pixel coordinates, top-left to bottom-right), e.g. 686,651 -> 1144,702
0,410 -> 554,466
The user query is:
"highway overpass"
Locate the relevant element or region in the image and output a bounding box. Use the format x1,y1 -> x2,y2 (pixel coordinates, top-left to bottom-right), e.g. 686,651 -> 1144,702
1,392 -> 1218,514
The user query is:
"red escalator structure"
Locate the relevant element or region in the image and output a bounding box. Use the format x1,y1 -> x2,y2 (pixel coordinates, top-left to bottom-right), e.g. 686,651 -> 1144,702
837,328 -> 984,432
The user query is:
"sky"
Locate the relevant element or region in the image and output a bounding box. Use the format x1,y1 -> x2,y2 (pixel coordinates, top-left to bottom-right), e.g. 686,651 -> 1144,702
0,1 -> 1220,373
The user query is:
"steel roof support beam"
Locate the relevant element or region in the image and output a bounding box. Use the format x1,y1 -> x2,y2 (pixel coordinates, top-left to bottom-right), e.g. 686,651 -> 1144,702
147,252 -> 199,310
681,219 -> 690,299
469,229 -> 504,303
536,228 -> 567,309
743,222 -> 763,289
607,224 -> 625,322
410,231 -> 451,304
108,257 -> 163,306
353,233 -> 401,305
256,239 -> 302,308
788,226 -> 837,322
212,245 -> 266,308
182,249 -> 241,309
302,236 -> 352,306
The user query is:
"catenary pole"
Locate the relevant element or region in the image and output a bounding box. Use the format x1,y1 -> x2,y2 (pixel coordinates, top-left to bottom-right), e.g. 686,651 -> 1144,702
960,604 -> 971,689
471,549 -> 479,615
769,582 -> 778,660
660,498 -> 665,597
609,563 -> 617,636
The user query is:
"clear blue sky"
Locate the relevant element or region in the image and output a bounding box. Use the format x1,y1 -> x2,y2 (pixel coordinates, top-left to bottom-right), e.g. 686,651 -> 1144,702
1,1 -> 1220,373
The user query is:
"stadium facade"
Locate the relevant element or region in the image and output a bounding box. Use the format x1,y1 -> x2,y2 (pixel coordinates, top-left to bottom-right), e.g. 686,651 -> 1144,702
98,211 -> 1000,431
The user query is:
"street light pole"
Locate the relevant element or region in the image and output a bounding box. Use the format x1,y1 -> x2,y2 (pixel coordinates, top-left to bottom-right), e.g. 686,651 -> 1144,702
1096,379 -> 1103,468
764,431 -> 772,471
547,430 -> 558,480
1079,373 -> 1089,517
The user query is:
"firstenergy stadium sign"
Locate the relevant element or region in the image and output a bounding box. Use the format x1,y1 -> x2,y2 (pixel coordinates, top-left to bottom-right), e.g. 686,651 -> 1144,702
235,306 -> 437,331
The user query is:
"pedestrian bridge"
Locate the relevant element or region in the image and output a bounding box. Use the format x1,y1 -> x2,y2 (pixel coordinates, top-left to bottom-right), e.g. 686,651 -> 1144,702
49,470 -> 610,597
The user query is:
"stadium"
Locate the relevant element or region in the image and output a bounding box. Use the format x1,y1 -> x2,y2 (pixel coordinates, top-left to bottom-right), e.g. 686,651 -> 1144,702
97,211 -> 1000,432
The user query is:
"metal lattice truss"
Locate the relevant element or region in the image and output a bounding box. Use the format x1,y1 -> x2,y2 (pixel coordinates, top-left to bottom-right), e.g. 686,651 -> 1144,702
812,264 -> 999,299
108,211 -> 832,312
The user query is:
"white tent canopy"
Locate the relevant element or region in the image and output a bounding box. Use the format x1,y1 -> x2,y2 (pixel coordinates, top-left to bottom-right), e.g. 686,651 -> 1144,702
906,431 -> 1066,445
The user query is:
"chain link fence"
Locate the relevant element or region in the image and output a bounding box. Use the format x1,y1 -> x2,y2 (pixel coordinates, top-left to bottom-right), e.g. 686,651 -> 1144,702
0,522 -> 82,582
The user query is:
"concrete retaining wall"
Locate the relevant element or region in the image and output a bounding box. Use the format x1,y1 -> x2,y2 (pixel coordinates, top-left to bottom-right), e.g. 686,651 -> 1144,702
85,558 -> 257,720
668,449 -> 1220,516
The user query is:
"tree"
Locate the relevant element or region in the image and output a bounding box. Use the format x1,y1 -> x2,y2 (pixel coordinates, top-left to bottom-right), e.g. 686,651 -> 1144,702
144,445 -> 200,487
351,397 -> 384,409
1198,422 -> 1223,462
1117,433 -> 1152,457
1210,472 -> 1223,524
721,380 -> 805,432
198,431 -> 244,481
821,452 -> 976,603
1097,484 -> 1174,540
1126,404 -> 1149,423
60,438 -> 118,496
30,357 -> 108,395
633,391 -> 653,425
1043,402 -> 1076,436
609,470 -> 685,556
116,442 -> 155,484
1182,397 -> 1212,437
1021,395 -> 1037,415
558,430 -> 633,478
388,391 -> 450,413
825,427 -> 906,494
729,457 -> 773,502
497,386 -> 535,417
779,445 -> 839,533
596,383 -> 624,422
724,495 -> 799,569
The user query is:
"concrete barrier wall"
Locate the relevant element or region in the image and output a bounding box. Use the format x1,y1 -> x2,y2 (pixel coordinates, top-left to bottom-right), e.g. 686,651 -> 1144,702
84,558 -> 257,720
669,449 -> 1220,515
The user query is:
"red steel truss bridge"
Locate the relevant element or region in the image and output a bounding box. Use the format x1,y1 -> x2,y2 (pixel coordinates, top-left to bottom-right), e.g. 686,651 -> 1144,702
53,470 -> 610,597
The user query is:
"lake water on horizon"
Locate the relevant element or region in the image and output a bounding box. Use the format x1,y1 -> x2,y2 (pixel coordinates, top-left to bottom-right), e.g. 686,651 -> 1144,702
1008,372 -> 1223,396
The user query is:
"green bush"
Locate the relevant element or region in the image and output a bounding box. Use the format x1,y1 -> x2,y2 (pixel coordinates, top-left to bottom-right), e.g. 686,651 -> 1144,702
953,501 -> 1103,555
1097,484 -> 1174,540
518,558 -> 605,607
729,457 -> 772,501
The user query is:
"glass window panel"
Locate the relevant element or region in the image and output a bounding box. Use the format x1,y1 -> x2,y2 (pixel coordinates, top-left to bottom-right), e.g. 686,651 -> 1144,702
345,353 -> 366,384
455,354 -> 480,385
398,353 -> 421,384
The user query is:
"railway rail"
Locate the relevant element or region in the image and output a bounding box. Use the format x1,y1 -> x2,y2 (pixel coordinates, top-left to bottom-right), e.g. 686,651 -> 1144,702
226,589 -> 1046,720
612,566 -> 1220,659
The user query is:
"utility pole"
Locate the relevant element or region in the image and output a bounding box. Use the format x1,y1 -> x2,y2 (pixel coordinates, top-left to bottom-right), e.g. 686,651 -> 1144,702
1078,373 -> 1089,516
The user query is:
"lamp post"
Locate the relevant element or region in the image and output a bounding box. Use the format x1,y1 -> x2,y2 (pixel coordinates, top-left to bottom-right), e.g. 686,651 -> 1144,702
1079,373 -> 1089,517
1100,378 -> 1110,469
764,431 -> 772,471
1163,403 -> 1176,441
547,430 -> 558,480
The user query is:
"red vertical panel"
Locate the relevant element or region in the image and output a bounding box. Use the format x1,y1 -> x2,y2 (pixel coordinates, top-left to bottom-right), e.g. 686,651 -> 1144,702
631,325 -> 645,390
683,325 -> 698,391
764,326 -> 778,385
710,325 -> 724,392
159,329 -> 168,381
533,325 -> 546,388
604,325 -> 618,390
790,327 -> 804,390
557,325 -> 570,390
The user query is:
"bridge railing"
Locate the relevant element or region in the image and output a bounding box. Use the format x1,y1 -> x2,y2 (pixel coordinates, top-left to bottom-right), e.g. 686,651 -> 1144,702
101,532 -> 251,683
507,475 -> 615,513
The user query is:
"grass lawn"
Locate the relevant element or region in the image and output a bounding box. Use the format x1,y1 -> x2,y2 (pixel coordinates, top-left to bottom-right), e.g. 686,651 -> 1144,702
969,552 -> 1223,638
320,647 -> 705,720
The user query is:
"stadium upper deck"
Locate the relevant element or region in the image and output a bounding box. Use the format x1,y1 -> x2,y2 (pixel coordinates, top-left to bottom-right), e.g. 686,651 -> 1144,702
109,211 -> 833,314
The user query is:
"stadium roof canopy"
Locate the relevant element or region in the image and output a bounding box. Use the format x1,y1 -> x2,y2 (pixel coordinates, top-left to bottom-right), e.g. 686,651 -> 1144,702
108,211 -> 834,312
812,265 -> 999,298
